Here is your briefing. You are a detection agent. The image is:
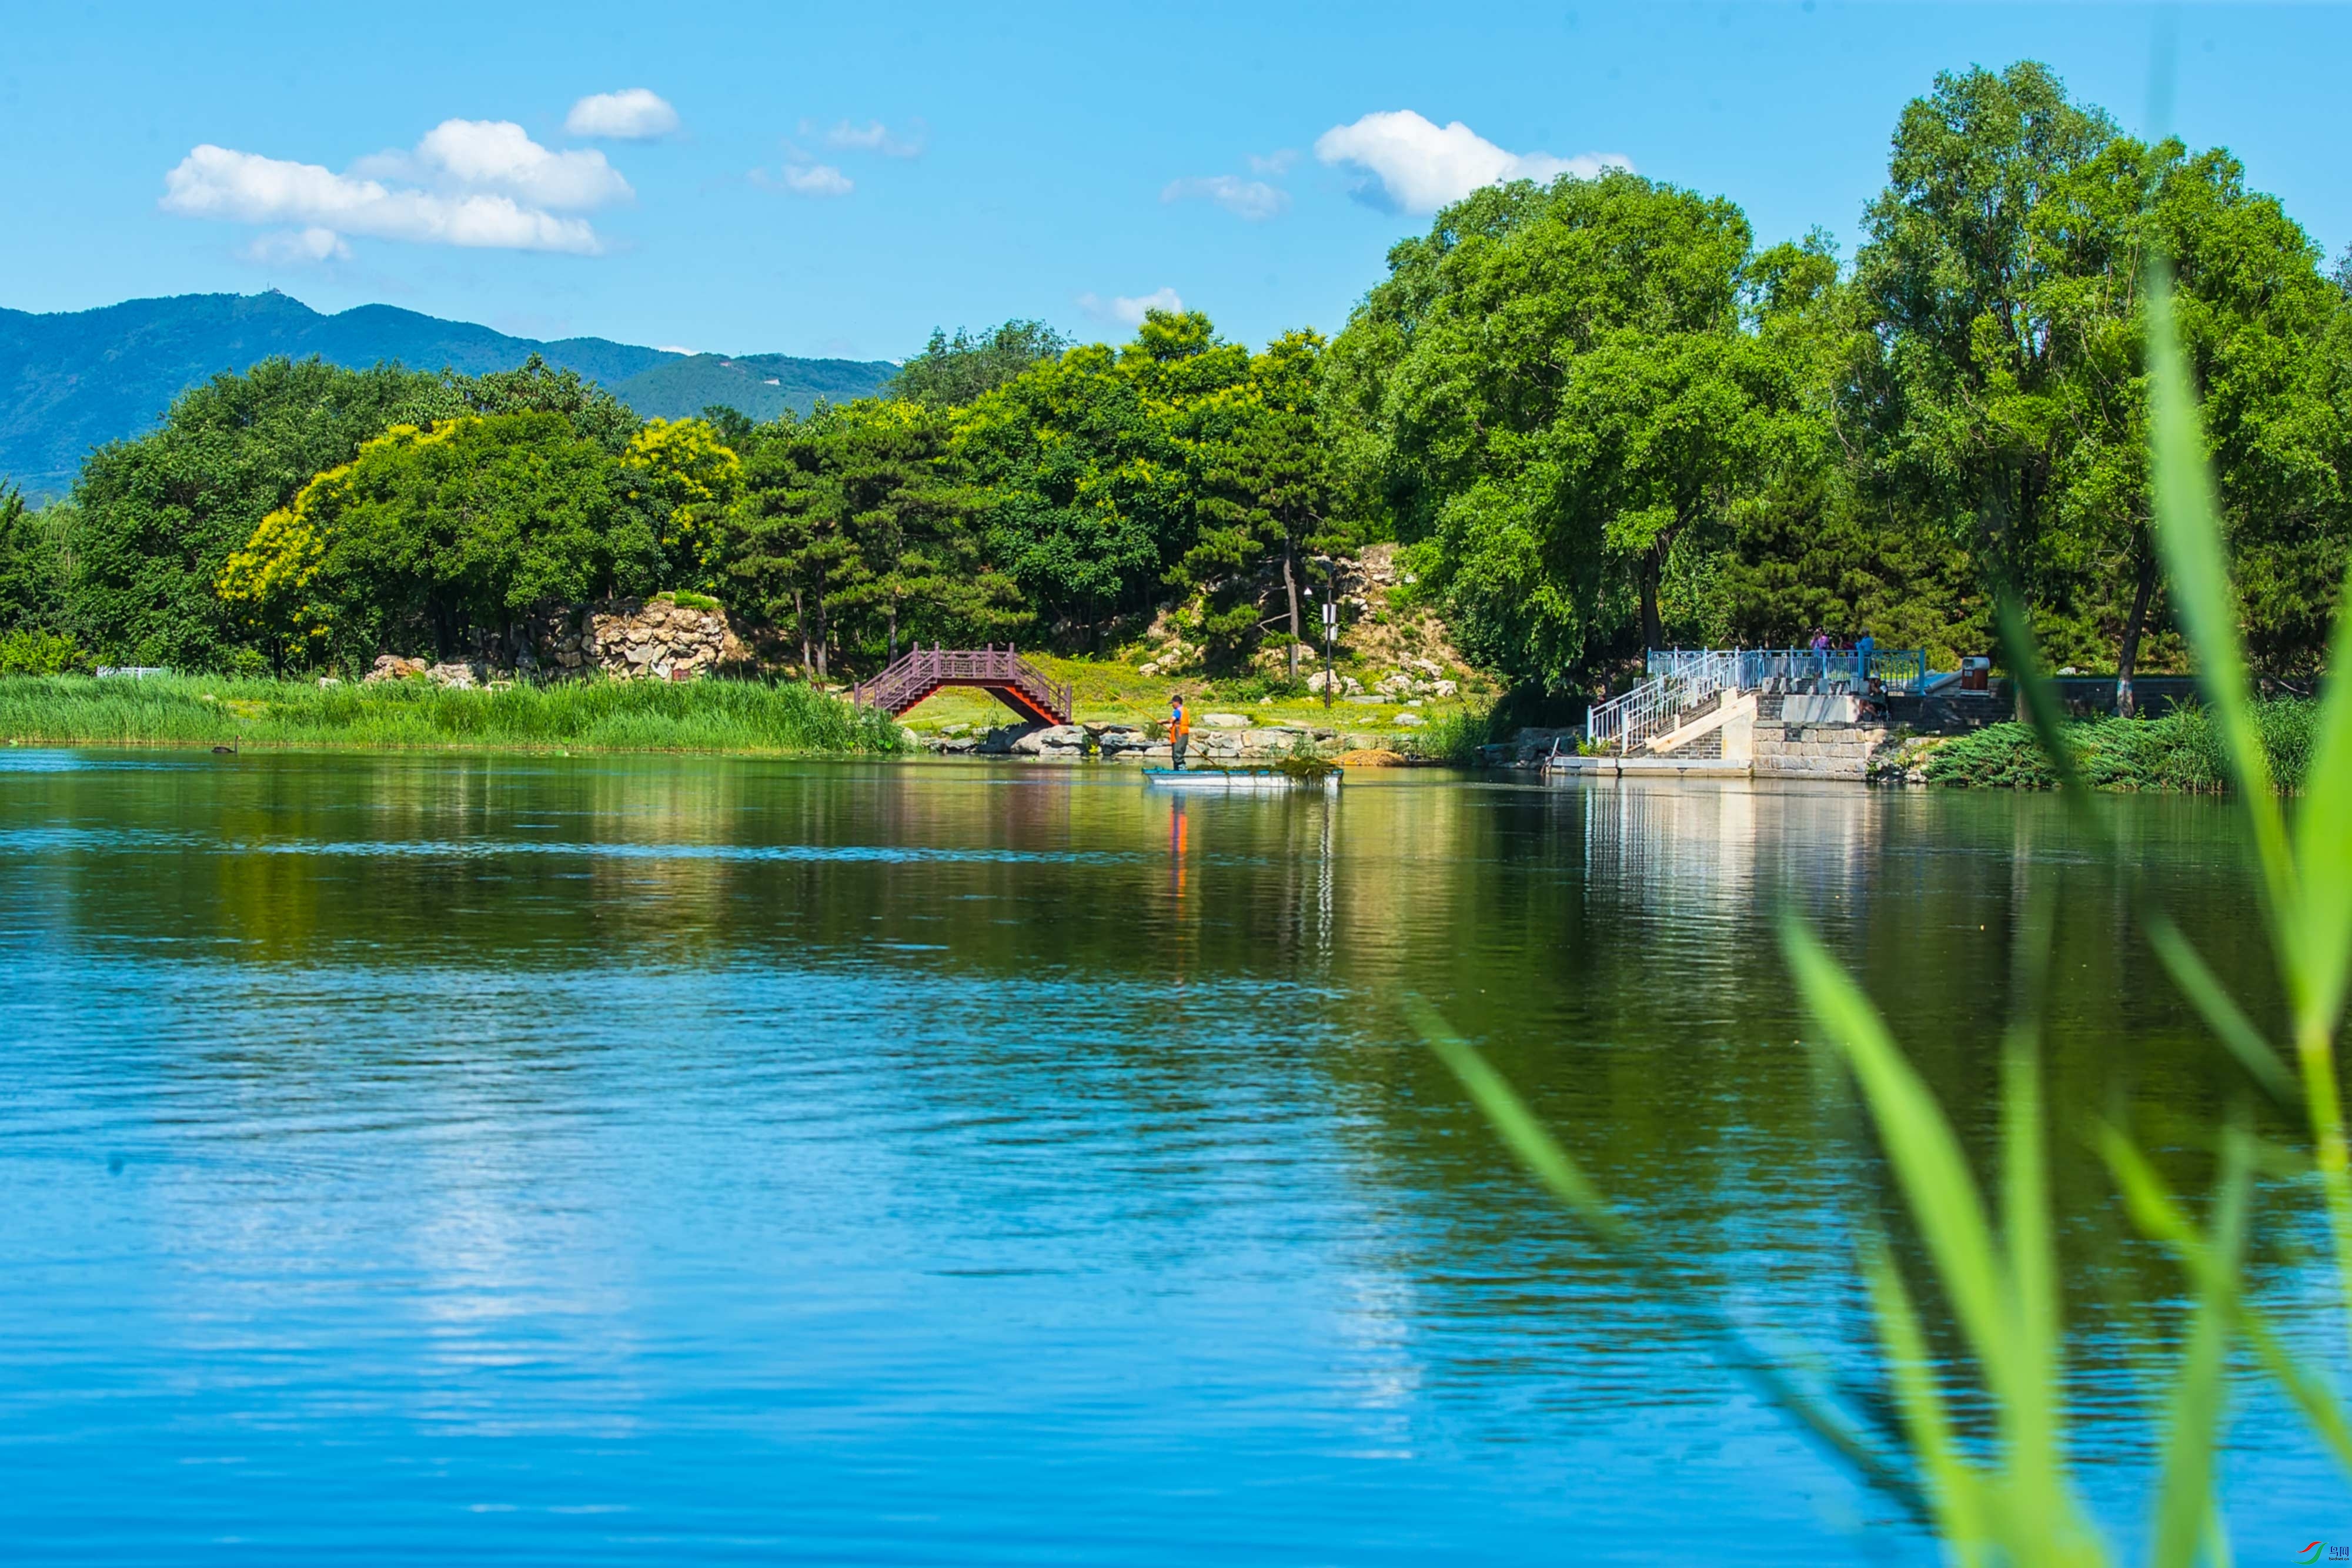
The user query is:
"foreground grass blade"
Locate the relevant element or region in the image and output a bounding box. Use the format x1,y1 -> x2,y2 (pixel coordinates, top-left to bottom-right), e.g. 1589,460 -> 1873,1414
2099,1124 -> 2352,1478
1864,1242 -> 1987,1566
1996,597 -> 2090,803
2291,569 -> 2352,1041
2148,1129 -> 2250,1568
2000,890 -> 2065,1524
2141,914 -> 2297,1103
1408,997 -> 1927,1517
1780,920 -> 2013,1390
2143,266 -> 2293,930
2146,262 -> 2352,1348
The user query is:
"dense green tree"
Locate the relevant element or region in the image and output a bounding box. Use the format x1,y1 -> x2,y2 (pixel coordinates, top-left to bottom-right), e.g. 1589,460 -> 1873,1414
1852,62 -> 2352,689
69,357 -> 445,670
1326,170 -> 1789,688
724,401 -> 1020,678
405,353 -> 642,450
1174,330 -> 1346,673
888,320 -> 1073,407
0,484 -> 70,635
954,317 -> 1220,641
217,414 -> 664,668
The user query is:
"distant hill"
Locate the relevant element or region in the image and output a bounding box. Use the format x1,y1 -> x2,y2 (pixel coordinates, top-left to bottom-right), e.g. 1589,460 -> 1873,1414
0,291 -> 897,500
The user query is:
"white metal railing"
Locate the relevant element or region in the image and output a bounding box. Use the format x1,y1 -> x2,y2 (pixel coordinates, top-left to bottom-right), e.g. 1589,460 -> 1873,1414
1586,646 -> 1934,753
1585,650 -> 1741,753
1646,646 -> 1931,696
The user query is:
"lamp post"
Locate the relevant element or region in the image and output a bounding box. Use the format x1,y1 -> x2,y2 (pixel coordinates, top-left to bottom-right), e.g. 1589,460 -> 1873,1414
1321,599 -> 1338,710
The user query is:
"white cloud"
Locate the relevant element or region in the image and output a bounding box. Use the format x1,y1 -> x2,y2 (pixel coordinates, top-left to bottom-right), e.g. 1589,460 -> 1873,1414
1077,286 -> 1184,327
655,345 -> 698,355
162,143 -> 605,253
374,119 -> 632,210
240,226 -> 352,263
566,88 -> 679,140
1161,174 -> 1289,221
1247,149 -> 1299,176
769,161 -> 853,197
1313,110 -> 1629,213
821,119 -> 926,158
163,118 -> 633,255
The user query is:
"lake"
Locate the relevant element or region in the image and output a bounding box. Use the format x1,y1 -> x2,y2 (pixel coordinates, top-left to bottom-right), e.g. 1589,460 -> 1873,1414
1,750 -> 2343,1563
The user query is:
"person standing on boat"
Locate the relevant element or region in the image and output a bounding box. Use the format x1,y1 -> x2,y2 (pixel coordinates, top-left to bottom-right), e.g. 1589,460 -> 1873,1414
1168,694 -> 1192,771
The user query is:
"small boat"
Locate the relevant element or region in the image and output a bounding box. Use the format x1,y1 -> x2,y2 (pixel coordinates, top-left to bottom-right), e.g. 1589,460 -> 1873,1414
1142,766 -> 1339,793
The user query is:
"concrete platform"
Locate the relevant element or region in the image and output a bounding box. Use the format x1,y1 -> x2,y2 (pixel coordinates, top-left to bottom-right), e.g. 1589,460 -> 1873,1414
1547,755 -> 1756,778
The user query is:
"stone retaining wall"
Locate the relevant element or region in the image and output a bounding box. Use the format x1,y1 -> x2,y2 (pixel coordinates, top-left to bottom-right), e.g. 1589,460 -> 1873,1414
1749,696 -> 1897,779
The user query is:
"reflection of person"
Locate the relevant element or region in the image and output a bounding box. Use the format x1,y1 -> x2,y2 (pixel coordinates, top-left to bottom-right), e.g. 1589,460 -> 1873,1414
1169,694 -> 1192,771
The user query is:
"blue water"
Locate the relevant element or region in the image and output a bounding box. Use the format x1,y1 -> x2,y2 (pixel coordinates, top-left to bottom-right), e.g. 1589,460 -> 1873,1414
1,751 -> 2343,1562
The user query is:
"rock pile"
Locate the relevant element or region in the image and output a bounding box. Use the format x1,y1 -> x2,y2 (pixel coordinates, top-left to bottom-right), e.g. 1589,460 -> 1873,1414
536,596 -> 748,680
923,722 -> 1331,764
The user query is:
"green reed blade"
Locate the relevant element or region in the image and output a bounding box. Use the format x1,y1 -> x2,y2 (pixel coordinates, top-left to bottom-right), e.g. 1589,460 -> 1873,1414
2097,1122 -> 2352,1478
2141,913 -> 2297,1103
1410,996 -> 1928,1517
1780,918 -> 2020,1407
2149,1130 -> 2249,1568
1996,597 -> 2090,804
1865,1240 -> 1989,1567
2143,265 -> 2294,932
2291,568 -> 2352,1041
2000,890 -> 2064,1500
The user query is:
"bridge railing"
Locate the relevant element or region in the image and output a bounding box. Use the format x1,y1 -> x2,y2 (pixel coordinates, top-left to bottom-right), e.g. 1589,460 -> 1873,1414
851,644 -> 1072,724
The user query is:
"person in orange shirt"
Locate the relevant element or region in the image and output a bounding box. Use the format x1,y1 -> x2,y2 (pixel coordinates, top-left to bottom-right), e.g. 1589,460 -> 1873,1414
1168,693 -> 1192,770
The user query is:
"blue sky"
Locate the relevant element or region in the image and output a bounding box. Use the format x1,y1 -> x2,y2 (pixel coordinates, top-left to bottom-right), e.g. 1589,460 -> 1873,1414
5,2 -> 2348,362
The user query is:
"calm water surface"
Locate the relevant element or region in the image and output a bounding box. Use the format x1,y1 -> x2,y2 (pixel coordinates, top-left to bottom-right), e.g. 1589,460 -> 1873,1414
1,751 -> 2344,1563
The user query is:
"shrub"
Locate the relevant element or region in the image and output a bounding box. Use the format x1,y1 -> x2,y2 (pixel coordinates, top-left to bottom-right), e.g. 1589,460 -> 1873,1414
0,628 -> 91,676
1918,701 -> 2318,792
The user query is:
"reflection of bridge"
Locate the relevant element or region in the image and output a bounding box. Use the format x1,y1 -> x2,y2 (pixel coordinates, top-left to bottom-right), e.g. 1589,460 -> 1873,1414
850,645 -> 1074,726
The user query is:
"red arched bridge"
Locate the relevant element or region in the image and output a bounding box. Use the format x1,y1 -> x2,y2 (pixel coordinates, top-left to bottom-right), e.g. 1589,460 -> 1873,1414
851,645 -> 1073,726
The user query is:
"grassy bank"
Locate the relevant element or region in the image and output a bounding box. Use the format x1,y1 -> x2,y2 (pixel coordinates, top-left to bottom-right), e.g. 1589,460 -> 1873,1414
0,673 -> 907,755
896,651 -> 1492,759
1909,699 -> 2314,790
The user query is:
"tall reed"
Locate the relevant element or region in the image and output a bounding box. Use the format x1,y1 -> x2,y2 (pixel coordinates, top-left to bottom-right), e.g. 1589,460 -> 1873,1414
0,671 -> 907,755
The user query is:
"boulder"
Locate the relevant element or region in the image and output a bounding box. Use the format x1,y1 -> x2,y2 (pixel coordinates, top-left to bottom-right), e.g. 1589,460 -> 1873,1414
365,654 -> 428,683
426,661 -> 482,689
1200,712 -> 1249,728
1394,712 -> 1428,727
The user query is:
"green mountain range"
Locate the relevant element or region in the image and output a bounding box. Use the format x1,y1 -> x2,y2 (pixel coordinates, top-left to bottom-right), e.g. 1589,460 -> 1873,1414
0,291 -> 898,500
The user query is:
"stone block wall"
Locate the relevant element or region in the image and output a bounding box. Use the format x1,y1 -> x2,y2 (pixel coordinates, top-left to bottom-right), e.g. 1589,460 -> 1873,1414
1751,693 -> 1896,779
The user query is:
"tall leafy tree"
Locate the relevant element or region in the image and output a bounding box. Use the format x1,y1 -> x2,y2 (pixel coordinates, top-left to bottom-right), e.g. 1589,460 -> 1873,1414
1853,62 -> 2352,688
70,357 -> 444,670
888,320 -> 1071,407
1326,170 -> 1783,688
954,315 -> 1231,643
1176,330 -> 1344,674
217,414 -> 664,669
724,401 -> 1019,678
0,484 -> 69,635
